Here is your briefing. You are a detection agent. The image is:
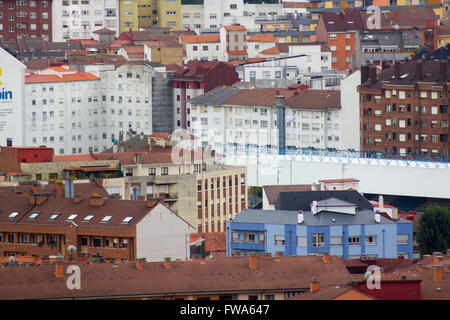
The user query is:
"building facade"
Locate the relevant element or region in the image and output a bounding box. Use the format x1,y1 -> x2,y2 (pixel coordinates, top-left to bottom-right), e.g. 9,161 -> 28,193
358,60 -> 450,157
226,198 -> 414,259
52,0 -> 120,42
119,0 -> 157,33
0,0 -> 53,41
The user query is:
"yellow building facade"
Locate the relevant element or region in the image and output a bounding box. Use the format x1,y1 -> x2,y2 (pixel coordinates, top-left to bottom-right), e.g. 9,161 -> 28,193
119,0 -> 157,33
156,0 -> 182,30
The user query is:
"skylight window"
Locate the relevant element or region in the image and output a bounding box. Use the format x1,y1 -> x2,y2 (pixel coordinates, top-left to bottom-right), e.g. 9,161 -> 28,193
8,212 -> 19,218
101,215 -> 112,222
122,216 -> 133,224
83,215 -> 94,222
28,212 -> 40,220
67,214 -> 78,221
49,213 -> 60,220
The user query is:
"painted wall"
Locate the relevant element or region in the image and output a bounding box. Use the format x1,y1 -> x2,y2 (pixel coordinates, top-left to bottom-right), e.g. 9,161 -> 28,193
136,203 -> 192,262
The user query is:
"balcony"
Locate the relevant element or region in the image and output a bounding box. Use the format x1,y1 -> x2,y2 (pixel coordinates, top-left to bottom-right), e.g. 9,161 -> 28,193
157,192 -> 178,201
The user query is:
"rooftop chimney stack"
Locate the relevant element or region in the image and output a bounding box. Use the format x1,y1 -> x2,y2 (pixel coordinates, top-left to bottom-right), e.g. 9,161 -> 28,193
311,201 -> 318,215
415,61 -> 422,81
55,261 -> 64,278
310,277 -> 320,293
361,65 -> 369,84
432,265 -> 443,281
369,66 -> 377,86
394,61 -> 401,79
55,181 -> 64,198
163,257 -> 172,269
136,258 -> 145,269
322,251 -> 330,264
378,195 -> 384,210
249,253 -> 258,270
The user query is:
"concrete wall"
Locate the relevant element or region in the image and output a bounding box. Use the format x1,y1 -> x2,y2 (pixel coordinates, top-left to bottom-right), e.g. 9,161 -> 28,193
340,70 -> 361,151
136,203 -> 192,262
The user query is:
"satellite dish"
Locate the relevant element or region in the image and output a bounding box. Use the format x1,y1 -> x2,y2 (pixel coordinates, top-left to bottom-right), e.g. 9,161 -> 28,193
8,256 -> 15,264
68,245 -> 77,253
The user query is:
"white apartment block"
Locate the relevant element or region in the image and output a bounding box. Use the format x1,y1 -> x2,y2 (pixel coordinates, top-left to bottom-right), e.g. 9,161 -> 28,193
181,0 -> 284,32
52,0 -> 119,41
182,35 -> 221,62
187,86 -> 360,152
24,63 -> 153,155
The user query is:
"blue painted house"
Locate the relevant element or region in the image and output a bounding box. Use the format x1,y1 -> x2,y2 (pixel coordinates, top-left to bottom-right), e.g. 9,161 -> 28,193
226,198 -> 413,259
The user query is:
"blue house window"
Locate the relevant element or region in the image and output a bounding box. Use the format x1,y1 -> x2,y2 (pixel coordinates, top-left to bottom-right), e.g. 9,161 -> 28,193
297,236 -> 307,247
348,236 -> 360,246
274,235 -> 285,246
232,232 -> 240,242
397,234 -> 409,244
245,233 -> 256,243
330,236 -> 342,246
365,235 -> 377,245
312,234 -> 325,247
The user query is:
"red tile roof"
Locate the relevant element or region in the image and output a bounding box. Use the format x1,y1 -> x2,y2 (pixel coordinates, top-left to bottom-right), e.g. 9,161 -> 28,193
290,284 -> 376,300
248,34 -> 276,42
319,178 -> 360,184
190,232 -> 226,253
93,28 -> 115,34
25,72 -> 100,84
284,90 -> 341,110
223,88 -> 297,107
224,25 -> 247,31
321,9 -> 364,32
260,46 -> 279,55
0,255 -> 353,299
182,34 -> 220,43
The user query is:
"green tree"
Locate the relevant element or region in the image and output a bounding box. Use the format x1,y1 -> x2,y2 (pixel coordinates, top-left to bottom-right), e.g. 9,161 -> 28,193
416,204 -> 450,255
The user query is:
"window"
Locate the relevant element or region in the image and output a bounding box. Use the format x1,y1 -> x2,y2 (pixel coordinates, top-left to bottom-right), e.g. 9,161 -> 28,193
348,236 -> 360,246
330,236 -> 342,246
312,234 -> 324,247
265,295 -> 274,300
148,168 -> 156,176
28,212 -> 40,220
8,212 -> 20,218
122,217 -> 133,224
101,216 -> 112,223
66,214 -> 78,221
274,235 -> 285,246
83,215 -> 94,222
161,167 -> 168,175
397,234 -> 409,244
49,213 -> 60,220
232,232 -> 240,242
365,235 -> 377,245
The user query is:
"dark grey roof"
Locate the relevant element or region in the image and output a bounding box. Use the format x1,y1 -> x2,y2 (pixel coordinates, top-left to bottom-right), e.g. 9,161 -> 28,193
232,208 -> 407,226
275,190 -> 373,211
317,198 -> 356,207
188,87 -> 239,106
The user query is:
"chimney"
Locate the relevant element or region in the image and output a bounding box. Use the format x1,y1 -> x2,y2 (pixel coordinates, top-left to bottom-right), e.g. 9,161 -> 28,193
163,257 -> 172,269
89,194 -> 106,207
369,66 -> 377,86
136,258 -> 145,269
311,201 -> 318,214
394,61 -> 401,79
64,179 -> 74,198
277,95 -> 286,155
248,253 -> 258,270
31,182 -> 40,194
29,194 -> 48,206
361,65 -> 369,84
378,195 -> 384,210
55,182 -> 64,198
55,261 -> 64,278
310,277 -> 320,293
416,262 -> 424,272
433,253 -> 444,263
439,60 -> 447,82
392,207 -> 398,221
322,251 -> 330,264
432,265 -> 443,281
275,251 -> 284,258
415,61 -> 422,81
444,263 -> 450,273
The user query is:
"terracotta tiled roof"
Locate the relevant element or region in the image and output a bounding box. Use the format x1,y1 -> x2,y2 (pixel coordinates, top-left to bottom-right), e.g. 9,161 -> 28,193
93,28 -> 115,34
25,72 -> 100,84
260,46 -> 279,55
182,34 -> 220,43
190,232 -> 226,253
438,24 -> 450,36
224,25 -> 247,31
0,255 -> 352,299
53,154 -> 99,162
321,9 -> 364,32
227,50 -> 248,55
284,90 -> 341,110
263,185 -> 313,205
223,88 -> 297,107
289,285 -> 376,300
148,132 -> 171,139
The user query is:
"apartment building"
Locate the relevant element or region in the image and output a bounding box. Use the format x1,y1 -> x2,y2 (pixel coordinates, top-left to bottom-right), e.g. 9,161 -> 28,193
187,87 -> 355,152
181,0 -> 284,32
182,34 -> 221,62
52,0 -> 120,42
220,24 -> 249,61
227,195 -> 414,259
172,60 -> 239,130
358,59 -> 450,157
0,0 -> 52,41
0,188 -> 193,261
156,0 -> 181,30
119,0 -> 157,33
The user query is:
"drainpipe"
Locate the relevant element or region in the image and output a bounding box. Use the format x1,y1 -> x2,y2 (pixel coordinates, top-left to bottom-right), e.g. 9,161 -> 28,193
382,229 -> 385,258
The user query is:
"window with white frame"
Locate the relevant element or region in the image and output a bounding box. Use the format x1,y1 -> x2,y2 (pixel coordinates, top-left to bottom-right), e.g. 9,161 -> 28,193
274,235 -> 285,246
330,236 -> 342,246
348,236 -> 360,246
312,233 -> 325,247
397,234 -> 409,244
365,235 -> 377,245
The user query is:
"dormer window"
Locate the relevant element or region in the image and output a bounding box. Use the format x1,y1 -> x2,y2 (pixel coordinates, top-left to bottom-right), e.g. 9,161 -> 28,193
8,212 -> 19,218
